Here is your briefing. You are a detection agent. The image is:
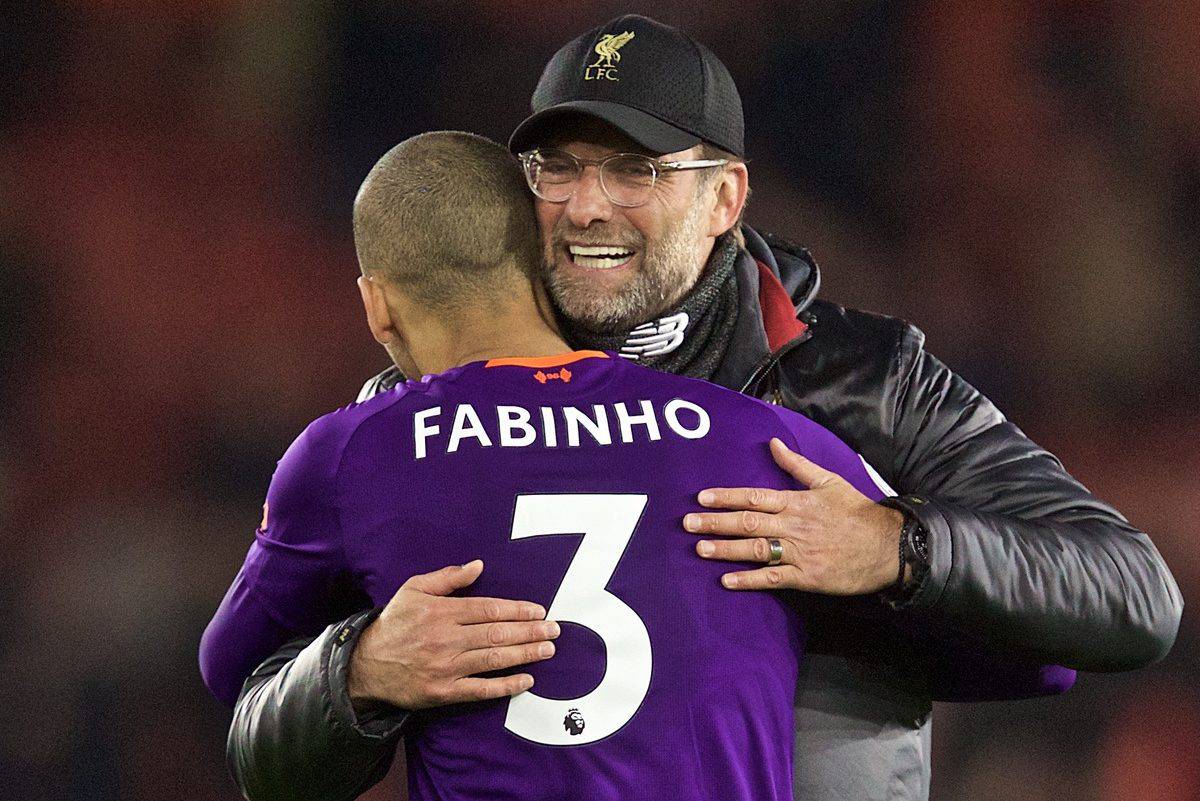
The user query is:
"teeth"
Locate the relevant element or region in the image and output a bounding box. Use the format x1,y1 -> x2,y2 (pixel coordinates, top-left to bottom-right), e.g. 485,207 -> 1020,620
568,244 -> 635,269
573,254 -> 633,269
569,245 -> 635,257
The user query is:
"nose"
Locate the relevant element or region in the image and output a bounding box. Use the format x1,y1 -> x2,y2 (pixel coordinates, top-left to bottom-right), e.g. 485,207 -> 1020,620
563,166 -> 614,229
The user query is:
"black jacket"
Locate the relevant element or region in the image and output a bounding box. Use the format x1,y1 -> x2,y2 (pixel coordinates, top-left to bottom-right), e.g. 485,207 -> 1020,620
225,227 -> 1182,801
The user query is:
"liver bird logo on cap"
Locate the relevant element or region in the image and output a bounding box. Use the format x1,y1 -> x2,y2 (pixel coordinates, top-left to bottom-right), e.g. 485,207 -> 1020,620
585,31 -> 635,80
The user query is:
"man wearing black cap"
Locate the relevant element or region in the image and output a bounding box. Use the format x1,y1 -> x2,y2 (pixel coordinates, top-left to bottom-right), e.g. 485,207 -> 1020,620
226,15 -> 1181,801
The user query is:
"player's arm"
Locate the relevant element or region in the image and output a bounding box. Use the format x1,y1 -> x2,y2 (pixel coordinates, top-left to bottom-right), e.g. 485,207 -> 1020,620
199,415 -> 361,707
205,405 -> 407,801
216,370 -> 407,801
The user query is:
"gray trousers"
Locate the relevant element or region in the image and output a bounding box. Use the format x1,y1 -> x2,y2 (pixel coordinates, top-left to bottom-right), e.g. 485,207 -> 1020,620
792,652 -> 933,800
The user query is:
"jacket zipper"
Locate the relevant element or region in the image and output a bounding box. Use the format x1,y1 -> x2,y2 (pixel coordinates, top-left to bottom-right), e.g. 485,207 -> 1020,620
738,324 -> 814,397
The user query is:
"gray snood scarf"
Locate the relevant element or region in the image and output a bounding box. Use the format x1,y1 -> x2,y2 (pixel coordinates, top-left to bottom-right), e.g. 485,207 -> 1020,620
559,234 -> 740,380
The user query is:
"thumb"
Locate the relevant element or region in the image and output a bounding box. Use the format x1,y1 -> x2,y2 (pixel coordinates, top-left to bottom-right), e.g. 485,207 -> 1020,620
770,438 -> 839,490
402,559 -> 484,597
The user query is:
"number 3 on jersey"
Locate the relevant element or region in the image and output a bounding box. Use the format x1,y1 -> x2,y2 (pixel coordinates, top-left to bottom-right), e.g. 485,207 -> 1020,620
504,494 -> 651,746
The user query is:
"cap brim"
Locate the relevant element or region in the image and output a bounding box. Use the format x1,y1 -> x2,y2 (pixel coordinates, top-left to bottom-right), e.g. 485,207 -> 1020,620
509,100 -> 701,155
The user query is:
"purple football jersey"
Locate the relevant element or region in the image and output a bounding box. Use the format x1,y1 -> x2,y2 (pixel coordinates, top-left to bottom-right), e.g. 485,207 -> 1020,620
201,351 -> 889,801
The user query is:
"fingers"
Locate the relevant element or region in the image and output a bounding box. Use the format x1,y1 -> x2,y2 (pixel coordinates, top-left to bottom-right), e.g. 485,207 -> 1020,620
458,619 -> 561,651
450,673 -> 535,703
452,596 -> 547,625
402,560 -> 485,597
454,640 -> 557,676
401,567 -> 546,626
769,438 -> 838,489
696,486 -> 789,513
719,564 -> 806,591
695,536 -> 794,566
684,509 -> 783,538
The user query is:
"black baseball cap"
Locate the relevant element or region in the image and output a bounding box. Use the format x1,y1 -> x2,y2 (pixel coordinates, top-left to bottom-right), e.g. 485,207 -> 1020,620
509,15 -> 744,157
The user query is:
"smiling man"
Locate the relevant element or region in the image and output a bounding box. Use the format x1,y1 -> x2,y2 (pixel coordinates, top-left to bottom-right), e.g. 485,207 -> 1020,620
225,14 -> 1181,801
523,121 -> 740,337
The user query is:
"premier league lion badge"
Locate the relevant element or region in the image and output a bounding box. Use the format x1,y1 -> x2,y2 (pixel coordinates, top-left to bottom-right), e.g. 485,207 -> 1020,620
563,708 -> 586,736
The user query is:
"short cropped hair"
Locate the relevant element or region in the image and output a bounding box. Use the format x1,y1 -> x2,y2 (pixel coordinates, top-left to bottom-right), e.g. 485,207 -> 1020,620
353,131 -> 540,310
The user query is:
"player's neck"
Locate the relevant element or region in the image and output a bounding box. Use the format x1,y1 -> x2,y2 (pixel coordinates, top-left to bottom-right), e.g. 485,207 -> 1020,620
406,314 -> 572,376
447,335 -> 574,371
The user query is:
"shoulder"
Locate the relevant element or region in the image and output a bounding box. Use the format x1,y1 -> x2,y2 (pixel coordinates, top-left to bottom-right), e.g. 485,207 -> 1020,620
778,299 -> 929,391
267,383 -> 432,525
283,385 -> 418,482
765,402 -> 894,499
770,300 -> 933,472
764,400 -> 853,460
806,299 -> 923,356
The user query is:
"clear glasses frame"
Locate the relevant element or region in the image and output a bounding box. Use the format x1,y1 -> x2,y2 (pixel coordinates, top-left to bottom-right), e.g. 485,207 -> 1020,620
518,147 -> 728,208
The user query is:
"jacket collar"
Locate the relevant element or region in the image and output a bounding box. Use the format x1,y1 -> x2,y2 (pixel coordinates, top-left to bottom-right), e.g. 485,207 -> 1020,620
743,225 -> 822,314
709,226 -> 818,392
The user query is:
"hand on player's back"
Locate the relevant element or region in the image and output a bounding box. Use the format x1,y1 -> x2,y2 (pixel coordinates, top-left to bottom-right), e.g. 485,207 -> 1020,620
348,560 -> 560,711
685,438 -> 905,595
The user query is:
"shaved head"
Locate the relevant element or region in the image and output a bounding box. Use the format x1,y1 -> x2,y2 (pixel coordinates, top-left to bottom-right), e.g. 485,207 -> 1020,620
353,131 -> 540,310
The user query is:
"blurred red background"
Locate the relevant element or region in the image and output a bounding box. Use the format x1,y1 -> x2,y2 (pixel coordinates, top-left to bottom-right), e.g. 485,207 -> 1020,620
1,2 -> 1196,799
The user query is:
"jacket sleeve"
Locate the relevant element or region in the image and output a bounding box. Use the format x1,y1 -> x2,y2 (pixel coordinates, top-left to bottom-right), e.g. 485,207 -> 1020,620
228,609 -> 409,801
888,327 -> 1183,672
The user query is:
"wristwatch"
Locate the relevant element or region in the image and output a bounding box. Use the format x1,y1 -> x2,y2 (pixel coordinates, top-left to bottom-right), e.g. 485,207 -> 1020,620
878,497 -> 931,610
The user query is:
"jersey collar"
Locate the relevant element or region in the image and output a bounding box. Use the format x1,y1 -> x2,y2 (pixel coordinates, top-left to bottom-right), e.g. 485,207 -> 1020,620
484,350 -> 609,368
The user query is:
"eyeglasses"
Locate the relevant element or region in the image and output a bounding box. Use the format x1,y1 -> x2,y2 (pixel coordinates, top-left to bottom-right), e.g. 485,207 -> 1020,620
518,147 -> 728,208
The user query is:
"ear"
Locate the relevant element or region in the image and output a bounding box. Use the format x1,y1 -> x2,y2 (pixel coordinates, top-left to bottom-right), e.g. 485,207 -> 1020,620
357,274 -> 399,347
706,162 -> 749,238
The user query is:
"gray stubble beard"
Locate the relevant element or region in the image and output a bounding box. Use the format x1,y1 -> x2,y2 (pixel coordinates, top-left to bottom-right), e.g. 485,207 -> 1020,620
542,199 -> 710,334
